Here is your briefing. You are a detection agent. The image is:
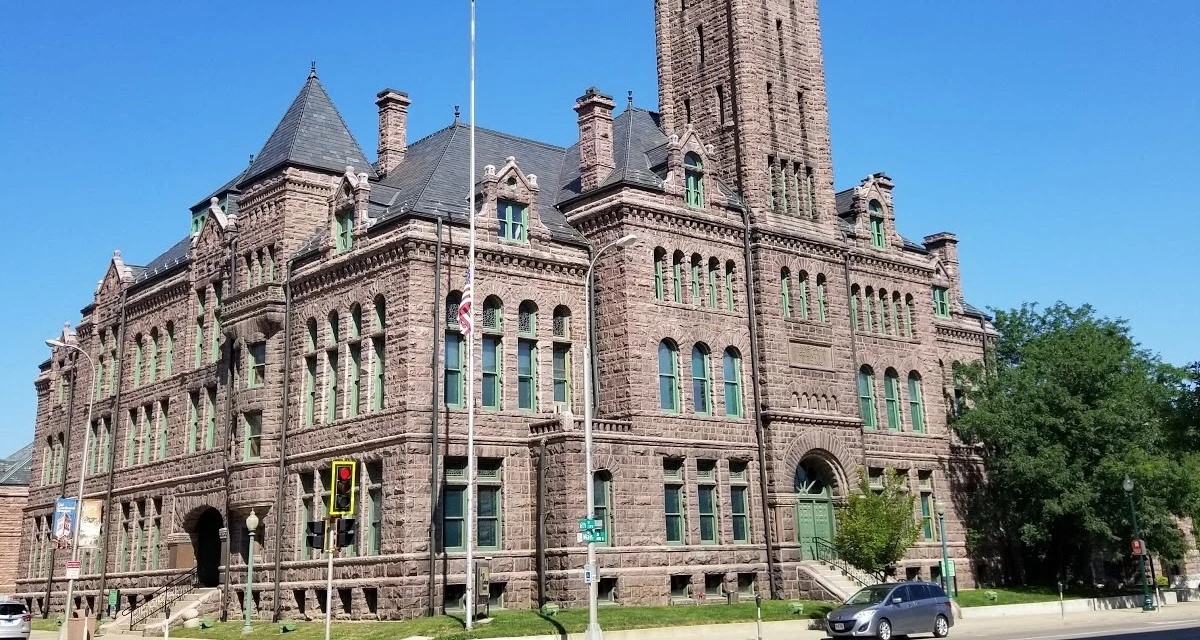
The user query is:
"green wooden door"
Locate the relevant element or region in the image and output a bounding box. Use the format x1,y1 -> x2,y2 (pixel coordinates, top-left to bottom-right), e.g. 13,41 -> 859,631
797,499 -> 834,559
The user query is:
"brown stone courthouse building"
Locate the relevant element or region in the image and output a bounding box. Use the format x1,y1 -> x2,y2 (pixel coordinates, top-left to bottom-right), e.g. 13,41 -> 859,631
18,0 -> 993,622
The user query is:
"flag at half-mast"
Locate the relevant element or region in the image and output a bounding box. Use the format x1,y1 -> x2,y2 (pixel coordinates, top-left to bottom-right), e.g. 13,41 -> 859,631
458,268 -> 474,335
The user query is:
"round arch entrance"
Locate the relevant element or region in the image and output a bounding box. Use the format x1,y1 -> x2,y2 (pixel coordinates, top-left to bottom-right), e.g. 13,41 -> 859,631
191,508 -> 223,588
794,458 -> 838,561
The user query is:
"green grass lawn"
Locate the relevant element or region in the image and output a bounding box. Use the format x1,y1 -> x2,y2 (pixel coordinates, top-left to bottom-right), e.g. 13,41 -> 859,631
171,599 -> 834,640
955,586 -> 1080,607
30,618 -> 61,632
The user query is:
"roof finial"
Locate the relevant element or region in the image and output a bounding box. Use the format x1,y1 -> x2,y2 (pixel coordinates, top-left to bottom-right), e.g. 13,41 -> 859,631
628,90 -> 634,108
309,61 -> 317,79
454,105 -> 461,122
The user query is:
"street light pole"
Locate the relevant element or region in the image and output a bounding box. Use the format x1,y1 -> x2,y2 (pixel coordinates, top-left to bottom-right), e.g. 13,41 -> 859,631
46,338 -> 97,640
1123,476 -> 1154,612
583,234 -> 636,640
935,500 -> 950,595
242,510 -> 259,634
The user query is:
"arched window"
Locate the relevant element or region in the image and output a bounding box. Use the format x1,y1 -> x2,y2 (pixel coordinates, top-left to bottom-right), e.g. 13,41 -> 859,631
723,348 -> 744,418
691,344 -> 712,415
908,372 -> 925,434
816,274 -> 827,323
904,294 -> 915,338
518,300 -> 537,336
654,248 -> 667,301
482,296 -> 502,331
133,334 -> 143,388
858,365 -> 877,430
690,253 -> 703,305
672,251 -> 684,303
884,368 -> 902,431
797,271 -> 810,320
725,261 -> 736,311
863,287 -> 875,333
350,303 -> 363,340
780,267 -> 792,318
553,305 -> 571,339
553,307 -> 572,406
482,297 -> 503,410
891,292 -> 902,337
878,289 -> 890,334
850,284 -> 860,331
518,301 -> 538,411
593,470 -> 613,546
658,340 -> 680,412
148,328 -> 159,383
325,312 -> 341,423
707,258 -> 720,309
328,311 -> 340,346
684,153 -> 704,208
306,318 -> 318,352
869,199 -> 885,248
164,322 -> 175,377
371,296 -> 386,412
446,291 -> 462,328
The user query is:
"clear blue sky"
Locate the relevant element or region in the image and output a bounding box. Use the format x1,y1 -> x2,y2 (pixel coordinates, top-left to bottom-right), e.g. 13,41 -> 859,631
1,1 -> 1197,449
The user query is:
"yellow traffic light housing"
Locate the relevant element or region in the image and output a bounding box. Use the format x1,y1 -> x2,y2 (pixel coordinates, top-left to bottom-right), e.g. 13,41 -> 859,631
329,459 -> 357,517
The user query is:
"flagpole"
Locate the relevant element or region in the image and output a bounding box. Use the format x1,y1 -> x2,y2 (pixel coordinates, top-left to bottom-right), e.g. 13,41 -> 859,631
465,0 -> 478,630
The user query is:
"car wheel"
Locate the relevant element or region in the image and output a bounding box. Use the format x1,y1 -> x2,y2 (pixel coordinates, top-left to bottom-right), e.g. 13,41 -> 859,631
934,614 -> 950,638
876,618 -> 893,640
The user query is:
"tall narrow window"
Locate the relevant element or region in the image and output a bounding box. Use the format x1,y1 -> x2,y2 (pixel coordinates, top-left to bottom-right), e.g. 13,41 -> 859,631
187,391 -> 200,454
797,272 -> 809,320
95,356 -> 105,399
442,463 -> 467,551
884,369 -> 902,431
518,302 -> 537,412
780,268 -> 792,318
672,252 -> 684,303
593,471 -> 613,547
204,387 -> 217,450
165,322 -> 175,377
366,462 -> 383,555
769,159 -> 780,211
725,261 -> 736,311
335,210 -> 354,252
325,348 -> 340,423
864,288 -> 875,332
133,336 -> 143,388
658,340 -> 680,412
716,85 -> 726,125
919,471 -> 937,541
684,153 -> 704,208
210,283 -> 223,363
248,342 -> 266,388
156,399 -> 169,460
932,286 -> 951,318
879,290 -> 891,335
697,25 -> 705,63
804,166 -> 816,220
265,246 -> 275,282
445,332 -> 464,408
869,200 -> 886,248
690,254 -> 702,305
908,372 -> 926,434
371,296 -> 386,411
816,275 -> 827,323
891,293 -> 902,337
304,356 -> 318,427
497,200 -> 527,242
664,461 -> 685,544
904,294 -> 915,338
654,248 -> 667,300
723,348 -> 743,418
708,258 -> 719,309
99,417 -> 111,473
553,343 -> 571,406
697,461 -> 718,544
691,344 -> 712,415
477,460 -> 502,550
850,285 -> 860,331
730,462 -> 750,543
243,411 -> 262,460
858,366 -> 878,430
148,329 -> 159,383
482,336 -> 502,410
348,341 -> 361,418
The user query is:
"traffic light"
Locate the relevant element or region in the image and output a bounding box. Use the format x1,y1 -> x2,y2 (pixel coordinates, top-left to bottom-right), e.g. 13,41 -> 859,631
329,459 -> 357,517
305,521 -> 326,551
336,518 -> 356,549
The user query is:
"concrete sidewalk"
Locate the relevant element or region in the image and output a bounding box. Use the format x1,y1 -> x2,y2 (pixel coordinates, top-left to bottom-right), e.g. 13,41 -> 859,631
31,600 -> 1200,640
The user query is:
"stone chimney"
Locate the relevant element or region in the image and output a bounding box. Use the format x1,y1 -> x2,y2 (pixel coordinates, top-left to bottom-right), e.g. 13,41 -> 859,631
375,89 -> 411,176
923,232 -> 962,306
574,87 -> 616,192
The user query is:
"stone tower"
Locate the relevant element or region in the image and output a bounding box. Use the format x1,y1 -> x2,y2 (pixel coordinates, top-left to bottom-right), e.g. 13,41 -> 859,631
655,0 -> 837,232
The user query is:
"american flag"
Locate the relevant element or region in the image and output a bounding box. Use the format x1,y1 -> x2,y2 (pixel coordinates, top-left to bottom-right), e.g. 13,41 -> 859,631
458,268 -> 474,335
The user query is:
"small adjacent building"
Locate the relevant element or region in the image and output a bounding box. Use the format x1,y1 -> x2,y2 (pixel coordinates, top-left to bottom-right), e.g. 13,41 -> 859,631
1,443 -> 33,596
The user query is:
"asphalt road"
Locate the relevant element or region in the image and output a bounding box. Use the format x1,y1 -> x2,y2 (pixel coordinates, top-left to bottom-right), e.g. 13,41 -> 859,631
946,620 -> 1200,640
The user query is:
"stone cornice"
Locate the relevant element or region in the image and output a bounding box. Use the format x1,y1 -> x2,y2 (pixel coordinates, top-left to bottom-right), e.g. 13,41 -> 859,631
125,279 -> 190,320
848,251 -> 932,279
934,324 -> 986,345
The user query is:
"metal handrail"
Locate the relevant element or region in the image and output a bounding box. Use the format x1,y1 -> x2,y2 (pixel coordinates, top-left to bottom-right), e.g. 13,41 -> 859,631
128,568 -> 197,630
811,537 -> 886,587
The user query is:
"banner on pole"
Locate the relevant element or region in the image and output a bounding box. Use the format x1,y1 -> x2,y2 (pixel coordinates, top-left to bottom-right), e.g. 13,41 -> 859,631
52,497 -> 78,550
78,499 -> 103,549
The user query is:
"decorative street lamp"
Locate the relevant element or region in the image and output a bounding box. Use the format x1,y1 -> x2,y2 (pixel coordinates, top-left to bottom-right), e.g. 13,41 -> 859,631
242,510 -> 259,634
45,337 -> 97,640
935,500 -> 951,595
582,233 -> 637,640
1123,476 -> 1155,611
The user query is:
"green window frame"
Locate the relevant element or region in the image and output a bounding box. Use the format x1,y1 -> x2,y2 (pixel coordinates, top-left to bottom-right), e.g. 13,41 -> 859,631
132,514 -> 144,571
658,340 -> 680,412
672,252 -> 683,303
908,372 -> 926,434
497,199 -> 527,242
723,348 -> 743,418
920,492 -> 936,541
187,391 -> 199,454
117,512 -> 129,572
133,338 -> 143,388
797,272 -> 809,320
850,286 -> 860,331
869,200 -> 886,248
858,367 -> 878,430
210,285 -> 222,364
148,331 -> 158,383
684,153 -> 704,208
879,292 -> 891,334
98,418 -> 110,474
697,462 -> 718,544
149,514 -> 160,571
904,295 -> 915,337
780,268 -> 792,318
95,357 -> 104,399
891,295 -> 901,336
304,356 -> 317,427
553,343 -> 571,405
730,463 -> 750,543
243,411 -> 262,461
708,259 -> 719,309
156,399 -> 169,460
335,211 -> 354,252
664,462 -> 685,544
884,370 -> 902,431
477,463 -> 502,551
445,332 -> 465,408
864,291 -> 875,332
366,462 -> 383,555
84,420 -> 96,476
325,348 -> 340,423
518,338 -> 537,411
654,248 -> 666,300
165,323 -> 174,377
248,342 -> 266,388
442,480 -> 466,551
933,286 -> 951,317
593,471 -> 612,547
194,318 -> 205,369
482,335 -> 502,410
125,410 -> 137,468
139,405 -> 152,464
348,342 -> 361,418
816,275 -> 827,323
691,344 -> 712,415
205,387 -> 217,449
725,261 -> 735,311
371,336 -> 385,411
690,255 -> 702,305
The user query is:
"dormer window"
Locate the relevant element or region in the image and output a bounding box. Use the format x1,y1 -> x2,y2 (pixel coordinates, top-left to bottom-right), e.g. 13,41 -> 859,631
335,210 -> 354,253
497,199 -> 527,243
190,210 -> 207,237
868,200 -> 885,249
684,153 -> 704,208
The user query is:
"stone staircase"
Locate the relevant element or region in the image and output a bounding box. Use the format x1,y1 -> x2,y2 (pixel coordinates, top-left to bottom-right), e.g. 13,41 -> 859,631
799,560 -> 872,601
134,588 -> 219,635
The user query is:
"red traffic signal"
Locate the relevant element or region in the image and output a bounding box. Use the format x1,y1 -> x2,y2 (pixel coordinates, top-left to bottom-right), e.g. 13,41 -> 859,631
329,460 -> 358,517
1131,538 -> 1146,556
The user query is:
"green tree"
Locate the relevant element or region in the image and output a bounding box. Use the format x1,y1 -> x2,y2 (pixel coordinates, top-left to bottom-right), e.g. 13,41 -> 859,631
955,302 -> 1196,585
834,469 -> 920,574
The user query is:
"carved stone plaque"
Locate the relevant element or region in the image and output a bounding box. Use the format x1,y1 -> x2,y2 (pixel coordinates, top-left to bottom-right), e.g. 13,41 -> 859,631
789,340 -> 833,369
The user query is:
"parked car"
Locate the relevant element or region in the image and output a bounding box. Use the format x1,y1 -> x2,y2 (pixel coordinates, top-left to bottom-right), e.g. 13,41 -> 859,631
825,582 -> 953,640
0,600 -> 31,640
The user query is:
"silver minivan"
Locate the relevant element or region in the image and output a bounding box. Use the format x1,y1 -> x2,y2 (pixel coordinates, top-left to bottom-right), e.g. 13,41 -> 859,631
0,600 -> 31,640
825,582 -> 953,640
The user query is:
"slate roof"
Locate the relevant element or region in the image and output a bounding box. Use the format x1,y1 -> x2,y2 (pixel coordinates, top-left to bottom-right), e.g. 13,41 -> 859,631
0,442 -> 33,486
238,72 -> 373,188
133,236 -> 191,286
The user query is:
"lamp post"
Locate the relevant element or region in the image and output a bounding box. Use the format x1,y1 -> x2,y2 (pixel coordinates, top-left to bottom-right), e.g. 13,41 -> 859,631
935,500 -> 950,595
583,234 -> 637,640
1123,476 -> 1154,612
242,510 -> 259,634
45,338 -> 97,640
